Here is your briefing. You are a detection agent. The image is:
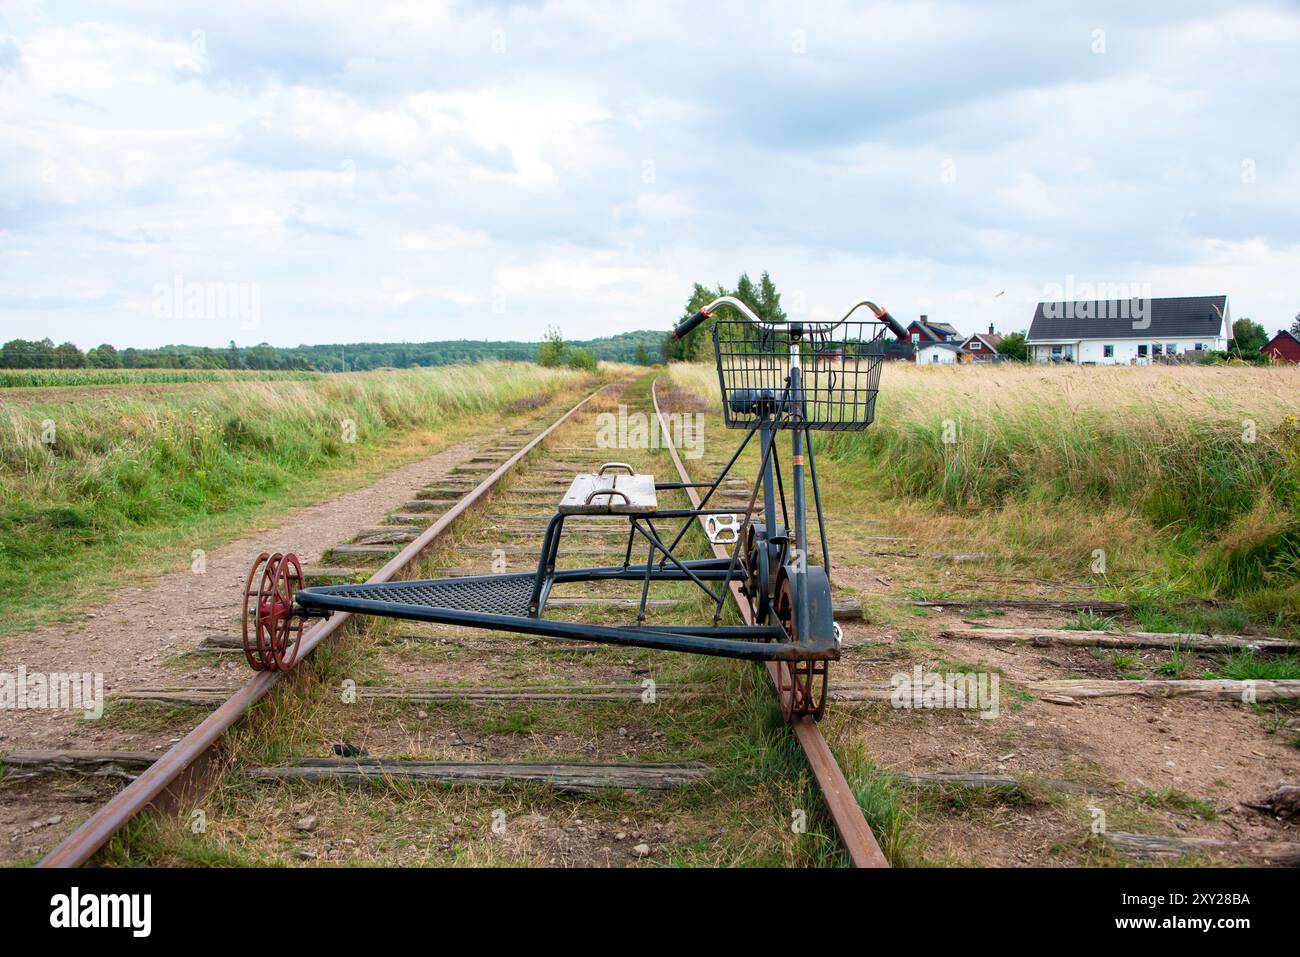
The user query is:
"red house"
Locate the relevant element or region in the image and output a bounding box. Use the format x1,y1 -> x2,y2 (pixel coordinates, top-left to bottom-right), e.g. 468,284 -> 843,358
959,324 -> 1004,362
1261,330 -> 1300,364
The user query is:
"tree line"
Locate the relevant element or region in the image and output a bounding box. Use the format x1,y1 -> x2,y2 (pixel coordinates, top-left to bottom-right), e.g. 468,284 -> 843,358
0,331 -> 665,371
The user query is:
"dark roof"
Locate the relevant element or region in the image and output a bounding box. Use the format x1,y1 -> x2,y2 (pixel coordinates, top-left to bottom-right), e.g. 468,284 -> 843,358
1026,295 -> 1227,342
906,319 -> 960,342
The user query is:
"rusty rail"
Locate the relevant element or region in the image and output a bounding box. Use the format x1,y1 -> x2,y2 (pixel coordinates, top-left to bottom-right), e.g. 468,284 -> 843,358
39,384 -> 606,868
651,378 -> 889,868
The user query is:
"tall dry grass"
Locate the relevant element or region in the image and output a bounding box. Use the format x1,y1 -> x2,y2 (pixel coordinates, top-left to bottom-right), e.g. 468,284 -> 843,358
668,362 -> 1300,612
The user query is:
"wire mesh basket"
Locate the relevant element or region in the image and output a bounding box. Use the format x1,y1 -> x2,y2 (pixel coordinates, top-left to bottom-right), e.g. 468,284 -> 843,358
712,318 -> 889,431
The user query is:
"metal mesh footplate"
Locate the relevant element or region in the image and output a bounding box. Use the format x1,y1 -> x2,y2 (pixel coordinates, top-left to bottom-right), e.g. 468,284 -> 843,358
301,574 -> 535,617
295,572 -> 836,663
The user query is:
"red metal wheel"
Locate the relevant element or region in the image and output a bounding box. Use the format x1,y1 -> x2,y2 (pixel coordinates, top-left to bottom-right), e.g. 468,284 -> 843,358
268,553 -> 304,671
255,552 -> 283,670
242,551 -> 304,672
772,574 -> 829,721
242,552 -> 272,671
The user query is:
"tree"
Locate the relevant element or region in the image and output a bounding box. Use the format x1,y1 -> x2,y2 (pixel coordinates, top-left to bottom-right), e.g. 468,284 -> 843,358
54,341 -> 86,368
757,271 -> 786,324
1290,311 -> 1300,338
634,343 -> 650,365
537,326 -> 566,367
565,347 -> 598,371
734,272 -> 760,317
86,344 -> 121,368
1230,318 -> 1268,357
996,331 -> 1028,362
0,338 -> 59,368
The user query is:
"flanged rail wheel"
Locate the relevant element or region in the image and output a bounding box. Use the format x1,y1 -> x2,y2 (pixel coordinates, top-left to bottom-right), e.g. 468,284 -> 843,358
242,552 -> 304,672
772,573 -> 829,721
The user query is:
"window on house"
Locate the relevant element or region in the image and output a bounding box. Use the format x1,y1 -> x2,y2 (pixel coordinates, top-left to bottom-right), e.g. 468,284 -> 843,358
910,332 -> 919,343
1194,342 -> 1205,351
971,341 -> 980,350
1152,344 -> 1163,356
1166,343 -> 1177,355
1138,345 -> 1148,357
1103,344 -> 1114,358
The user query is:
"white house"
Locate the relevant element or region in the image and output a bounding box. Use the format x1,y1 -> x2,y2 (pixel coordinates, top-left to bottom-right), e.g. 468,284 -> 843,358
915,341 -> 961,364
1026,295 -> 1230,364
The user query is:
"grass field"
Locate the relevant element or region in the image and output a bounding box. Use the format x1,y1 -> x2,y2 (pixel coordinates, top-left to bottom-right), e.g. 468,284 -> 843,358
0,362 -> 595,636
0,368 -> 322,388
671,361 -> 1300,627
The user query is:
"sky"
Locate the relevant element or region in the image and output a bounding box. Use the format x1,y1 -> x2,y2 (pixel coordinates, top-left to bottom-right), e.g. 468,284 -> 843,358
1,0 -> 1297,350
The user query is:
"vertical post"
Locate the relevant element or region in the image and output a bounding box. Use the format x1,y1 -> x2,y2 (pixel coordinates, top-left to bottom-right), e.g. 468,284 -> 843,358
788,339 -> 811,643
760,415 -> 777,535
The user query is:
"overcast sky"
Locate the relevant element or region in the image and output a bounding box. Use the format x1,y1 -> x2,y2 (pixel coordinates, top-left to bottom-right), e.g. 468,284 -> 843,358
1,1 -> 1297,350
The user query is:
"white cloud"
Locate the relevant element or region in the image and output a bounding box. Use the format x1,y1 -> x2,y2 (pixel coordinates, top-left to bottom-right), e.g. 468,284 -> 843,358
0,1 -> 1296,349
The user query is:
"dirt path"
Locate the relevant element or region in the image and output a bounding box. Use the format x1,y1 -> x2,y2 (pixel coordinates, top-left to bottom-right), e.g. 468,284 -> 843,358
0,431 -> 500,754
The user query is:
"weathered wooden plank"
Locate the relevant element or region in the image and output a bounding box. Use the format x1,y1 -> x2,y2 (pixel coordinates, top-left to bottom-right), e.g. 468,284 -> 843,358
910,599 -> 1136,612
351,527 -> 420,545
866,551 -> 994,562
301,566 -> 367,581
248,759 -> 712,792
402,498 -> 449,510
1,750 -> 157,781
1029,678 -> 1300,702
832,598 -> 863,621
384,513 -> 433,526
889,770 -> 1110,795
117,683 -> 704,706
327,543 -> 401,558
939,627 -> 1296,653
1101,831 -> 1300,865
830,678 -> 1300,704
487,522 -> 631,536
453,544 -> 628,556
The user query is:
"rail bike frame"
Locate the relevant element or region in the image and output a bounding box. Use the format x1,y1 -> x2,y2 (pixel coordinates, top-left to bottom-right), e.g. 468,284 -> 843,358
293,428 -> 837,662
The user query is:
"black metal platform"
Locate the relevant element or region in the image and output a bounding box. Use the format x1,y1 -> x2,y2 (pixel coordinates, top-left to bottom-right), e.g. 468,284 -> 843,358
294,569 -> 831,662
307,574 -> 536,617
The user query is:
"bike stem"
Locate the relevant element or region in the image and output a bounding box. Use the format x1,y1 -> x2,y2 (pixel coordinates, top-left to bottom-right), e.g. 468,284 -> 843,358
788,339 -> 812,645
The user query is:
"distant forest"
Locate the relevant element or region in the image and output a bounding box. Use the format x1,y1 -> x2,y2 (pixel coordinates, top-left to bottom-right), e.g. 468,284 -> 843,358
0,330 -> 666,371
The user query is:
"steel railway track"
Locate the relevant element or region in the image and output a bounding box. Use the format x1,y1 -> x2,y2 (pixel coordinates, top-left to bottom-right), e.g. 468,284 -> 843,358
37,374 -> 886,868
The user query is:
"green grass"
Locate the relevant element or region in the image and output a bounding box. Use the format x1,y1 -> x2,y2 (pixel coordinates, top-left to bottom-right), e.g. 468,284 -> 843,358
1132,601 -> 1252,635
0,362 -> 593,635
1065,610 -> 1117,631
1136,789 -> 1217,821
1108,652 -> 1146,679
1204,649 -> 1300,681
1154,649 -> 1190,679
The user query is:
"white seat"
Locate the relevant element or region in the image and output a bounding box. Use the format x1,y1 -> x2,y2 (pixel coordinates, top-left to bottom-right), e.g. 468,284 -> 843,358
558,472 -> 657,515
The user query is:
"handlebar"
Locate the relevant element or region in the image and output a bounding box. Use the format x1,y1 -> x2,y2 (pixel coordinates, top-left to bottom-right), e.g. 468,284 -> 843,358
672,295 -> 911,341
671,308 -> 712,340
